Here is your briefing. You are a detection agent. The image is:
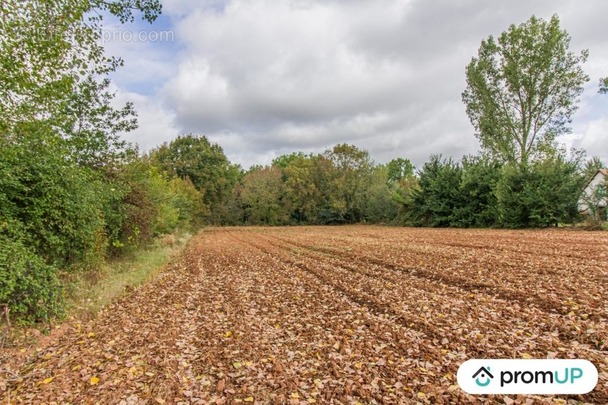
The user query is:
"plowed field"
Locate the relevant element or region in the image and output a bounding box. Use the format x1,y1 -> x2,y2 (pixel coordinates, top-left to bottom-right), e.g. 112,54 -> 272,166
1,226 -> 607,404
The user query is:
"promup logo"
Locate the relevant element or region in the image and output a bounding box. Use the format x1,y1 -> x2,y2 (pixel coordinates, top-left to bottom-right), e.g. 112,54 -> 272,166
457,359 -> 598,395
472,366 -> 494,387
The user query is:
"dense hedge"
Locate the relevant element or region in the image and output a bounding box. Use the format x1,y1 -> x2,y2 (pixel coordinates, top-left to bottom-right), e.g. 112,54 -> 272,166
0,130 -> 205,323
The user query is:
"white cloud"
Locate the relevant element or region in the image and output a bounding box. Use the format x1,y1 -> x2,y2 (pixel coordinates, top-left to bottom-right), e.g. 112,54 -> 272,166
572,118 -> 608,163
110,0 -> 608,168
113,88 -> 180,153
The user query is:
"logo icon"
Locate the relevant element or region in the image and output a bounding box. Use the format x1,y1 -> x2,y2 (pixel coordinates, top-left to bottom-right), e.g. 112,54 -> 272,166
472,366 -> 494,387
458,359 -> 598,394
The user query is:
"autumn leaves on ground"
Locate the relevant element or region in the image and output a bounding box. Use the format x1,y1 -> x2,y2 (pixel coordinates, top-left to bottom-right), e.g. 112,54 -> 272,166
1,226 -> 607,404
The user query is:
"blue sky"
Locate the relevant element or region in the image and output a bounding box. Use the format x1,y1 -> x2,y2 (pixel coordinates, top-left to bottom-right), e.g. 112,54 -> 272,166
105,0 -> 608,169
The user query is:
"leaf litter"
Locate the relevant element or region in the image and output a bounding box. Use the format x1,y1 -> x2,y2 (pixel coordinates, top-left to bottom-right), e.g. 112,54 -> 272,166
1,226 -> 606,403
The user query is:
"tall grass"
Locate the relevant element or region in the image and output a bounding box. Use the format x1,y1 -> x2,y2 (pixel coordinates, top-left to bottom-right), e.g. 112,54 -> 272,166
68,233 -> 191,318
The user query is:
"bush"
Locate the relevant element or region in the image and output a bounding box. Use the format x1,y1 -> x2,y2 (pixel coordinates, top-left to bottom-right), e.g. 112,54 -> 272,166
0,228 -> 64,324
496,157 -> 582,228
1,124 -> 107,270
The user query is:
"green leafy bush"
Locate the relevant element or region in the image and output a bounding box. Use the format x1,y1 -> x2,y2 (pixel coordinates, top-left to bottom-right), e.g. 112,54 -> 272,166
0,228 -> 64,324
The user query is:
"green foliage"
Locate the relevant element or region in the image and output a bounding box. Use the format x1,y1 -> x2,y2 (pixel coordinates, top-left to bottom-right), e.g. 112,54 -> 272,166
104,159 -> 206,252
450,156 -> 501,227
583,157 -> 605,181
462,15 -> 589,166
272,152 -> 309,169
151,134 -> 241,223
387,158 -> 415,184
59,77 -> 137,168
0,224 -> 64,324
0,0 -> 163,323
282,154 -> 329,223
386,158 -> 419,218
323,144 -> 373,223
93,0 -> 162,23
0,0 -> 159,134
408,155 -> 463,227
600,77 -> 608,94
240,166 -> 289,225
364,165 -> 399,223
495,153 -> 583,228
167,177 -> 207,230
1,123 -> 107,270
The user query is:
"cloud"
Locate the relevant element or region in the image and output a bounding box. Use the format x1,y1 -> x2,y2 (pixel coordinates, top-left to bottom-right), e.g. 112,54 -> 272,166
112,88 -> 180,153
111,0 -> 608,169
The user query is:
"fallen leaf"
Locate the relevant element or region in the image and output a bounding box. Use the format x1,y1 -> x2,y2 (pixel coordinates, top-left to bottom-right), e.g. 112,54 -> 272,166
42,377 -> 54,385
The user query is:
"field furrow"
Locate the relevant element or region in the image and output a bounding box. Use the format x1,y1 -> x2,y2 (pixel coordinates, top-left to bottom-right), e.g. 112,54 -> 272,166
1,226 -> 606,404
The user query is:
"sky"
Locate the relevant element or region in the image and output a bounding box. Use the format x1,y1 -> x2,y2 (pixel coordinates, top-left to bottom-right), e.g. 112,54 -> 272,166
104,0 -> 608,169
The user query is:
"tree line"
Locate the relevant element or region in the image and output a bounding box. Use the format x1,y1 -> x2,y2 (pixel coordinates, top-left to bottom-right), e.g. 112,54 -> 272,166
150,134 -> 603,229
0,0 -> 192,323
1,4 -> 606,325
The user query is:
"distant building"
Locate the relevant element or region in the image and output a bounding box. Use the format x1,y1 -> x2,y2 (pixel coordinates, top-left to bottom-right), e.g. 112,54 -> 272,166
578,169 -> 608,217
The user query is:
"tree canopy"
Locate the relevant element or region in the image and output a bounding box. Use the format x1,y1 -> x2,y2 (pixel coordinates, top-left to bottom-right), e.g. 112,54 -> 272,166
462,15 -> 589,166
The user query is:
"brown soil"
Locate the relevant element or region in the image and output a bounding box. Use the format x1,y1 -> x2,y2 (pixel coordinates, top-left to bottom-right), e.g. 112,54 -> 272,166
1,226 -> 606,404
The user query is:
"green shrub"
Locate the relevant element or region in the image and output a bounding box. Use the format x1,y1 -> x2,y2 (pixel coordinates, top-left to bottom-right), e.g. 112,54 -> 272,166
1,125 -> 108,270
0,229 -> 64,324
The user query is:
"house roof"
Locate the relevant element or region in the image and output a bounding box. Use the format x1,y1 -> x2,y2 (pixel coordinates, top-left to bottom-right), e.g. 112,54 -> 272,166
582,168 -> 607,192
472,366 -> 494,379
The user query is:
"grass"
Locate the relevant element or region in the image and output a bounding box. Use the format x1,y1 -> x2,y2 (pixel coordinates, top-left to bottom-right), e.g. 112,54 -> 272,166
68,232 -> 191,318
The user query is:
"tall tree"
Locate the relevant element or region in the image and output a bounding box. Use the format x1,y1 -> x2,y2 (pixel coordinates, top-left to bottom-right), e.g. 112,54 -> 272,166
386,158 -> 415,184
462,15 -> 589,166
240,166 -> 288,225
364,165 -> 400,223
386,158 -> 418,213
0,0 -> 160,135
283,154 -> 329,223
151,135 -> 241,223
323,144 -> 373,223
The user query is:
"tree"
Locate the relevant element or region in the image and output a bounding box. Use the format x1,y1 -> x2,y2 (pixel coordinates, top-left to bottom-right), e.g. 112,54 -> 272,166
462,15 -> 589,166
0,0 -> 160,134
240,166 -> 288,225
323,144 -> 373,223
385,158 -> 418,217
151,135 -> 241,223
408,155 -> 462,227
0,0 -> 162,323
92,0 -> 162,23
583,157 -> 606,181
450,156 -> 501,227
495,149 -> 583,228
59,77 -> 138,168
364,165 -> 400,223
272,152 -> 308,169
600,77 -> 608,94
386,158 -> 415,184
282,154 -> 329,223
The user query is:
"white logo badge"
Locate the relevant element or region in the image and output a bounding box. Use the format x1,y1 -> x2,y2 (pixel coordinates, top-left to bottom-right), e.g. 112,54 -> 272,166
457,359 -> 598,395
